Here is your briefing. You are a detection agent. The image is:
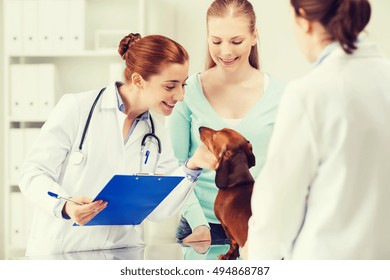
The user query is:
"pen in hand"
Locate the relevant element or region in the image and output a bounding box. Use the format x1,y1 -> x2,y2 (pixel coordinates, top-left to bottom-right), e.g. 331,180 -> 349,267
47,191 -> 84,206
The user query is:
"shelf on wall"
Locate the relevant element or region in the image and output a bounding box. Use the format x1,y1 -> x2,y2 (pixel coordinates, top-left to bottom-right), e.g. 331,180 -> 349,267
9,118 -> 47,123
8,49 -> 119,58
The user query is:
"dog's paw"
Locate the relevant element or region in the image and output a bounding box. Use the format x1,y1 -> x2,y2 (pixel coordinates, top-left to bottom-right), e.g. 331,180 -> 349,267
218,253 -> 239,260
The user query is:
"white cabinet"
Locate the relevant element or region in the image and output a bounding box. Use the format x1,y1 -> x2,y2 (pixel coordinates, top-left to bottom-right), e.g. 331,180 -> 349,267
1,0 -> 149,259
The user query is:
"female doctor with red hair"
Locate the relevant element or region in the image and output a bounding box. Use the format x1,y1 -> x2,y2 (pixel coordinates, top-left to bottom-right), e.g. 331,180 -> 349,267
19,33 -> 216,256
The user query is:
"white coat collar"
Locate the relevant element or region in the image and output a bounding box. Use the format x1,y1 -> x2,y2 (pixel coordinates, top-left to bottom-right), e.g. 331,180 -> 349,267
100,82 -> 119,109
98,82 -> 153,147
314,39 -> 384,68
313,42 -> 339,67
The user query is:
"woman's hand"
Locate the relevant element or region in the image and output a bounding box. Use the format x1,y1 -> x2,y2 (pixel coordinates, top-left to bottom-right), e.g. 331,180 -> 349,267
186,144 -> 218,170
63,196 -> 108,226
183,225 -> 211,243
182,225 -> 212,254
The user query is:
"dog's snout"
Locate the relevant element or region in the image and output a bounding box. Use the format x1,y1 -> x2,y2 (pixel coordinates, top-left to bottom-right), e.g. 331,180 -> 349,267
199,126 -> 205,133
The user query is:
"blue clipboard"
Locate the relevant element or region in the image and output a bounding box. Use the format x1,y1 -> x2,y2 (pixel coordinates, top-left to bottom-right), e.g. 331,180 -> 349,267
82,174 -> 184,226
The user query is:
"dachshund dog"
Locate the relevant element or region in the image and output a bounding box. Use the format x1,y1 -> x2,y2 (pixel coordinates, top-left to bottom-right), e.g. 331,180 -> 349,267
199,126 -> 255,260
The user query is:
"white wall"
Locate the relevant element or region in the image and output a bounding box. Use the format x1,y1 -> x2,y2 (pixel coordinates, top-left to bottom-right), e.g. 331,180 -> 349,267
175,0 -> 212,75
365,0 -> 390,56
254,0 -> 310,80
256,0 -> 390,81
175,0 -> 390,80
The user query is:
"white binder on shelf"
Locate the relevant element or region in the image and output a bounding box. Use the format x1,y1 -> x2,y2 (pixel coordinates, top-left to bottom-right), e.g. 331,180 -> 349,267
4,0 -> 23,54
9,127 -> 41,185
9,129 -> 25,185
53,0 -> 69,52
10,64 -> 40,119
9,65 -> 24,118
10,192 -> 33,249
68,0 -> 86,51
24,65 -> 40,118
10,64 -> 56,119
23,196 -> 34,247
38,0 -> 57,52
22,0 -> 39,54
10,192 -> 25,248
37,64 -> 56,119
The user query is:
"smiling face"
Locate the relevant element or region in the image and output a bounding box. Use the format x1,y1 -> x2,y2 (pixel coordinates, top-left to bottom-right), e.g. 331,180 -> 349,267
142,62 -> 189,116
207,15 -> 257,70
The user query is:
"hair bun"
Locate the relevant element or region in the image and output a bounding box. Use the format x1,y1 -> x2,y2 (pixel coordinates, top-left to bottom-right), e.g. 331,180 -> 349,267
118,33 -> 142,59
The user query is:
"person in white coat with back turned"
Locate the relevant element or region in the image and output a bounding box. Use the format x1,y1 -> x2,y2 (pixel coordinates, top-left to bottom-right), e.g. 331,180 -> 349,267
19,33 -> 216,257
243,0 -> 390,259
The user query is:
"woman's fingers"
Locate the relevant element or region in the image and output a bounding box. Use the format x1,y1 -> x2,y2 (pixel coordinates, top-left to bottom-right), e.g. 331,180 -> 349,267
72,200 -> 107,225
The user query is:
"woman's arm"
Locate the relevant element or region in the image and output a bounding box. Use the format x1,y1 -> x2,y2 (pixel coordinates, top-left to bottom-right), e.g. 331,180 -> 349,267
167,100 -> 192,164
166,100 -> 211,231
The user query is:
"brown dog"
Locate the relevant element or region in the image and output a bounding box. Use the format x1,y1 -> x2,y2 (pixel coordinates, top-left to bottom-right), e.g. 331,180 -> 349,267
199,126 -> 255,260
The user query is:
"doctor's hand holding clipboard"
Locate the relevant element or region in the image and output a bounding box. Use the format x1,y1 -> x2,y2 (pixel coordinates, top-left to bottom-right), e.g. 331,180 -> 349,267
18,33 -> 217,257
60,196 -> 107,226
46,192 -> 108,225
63,144 -> 216,227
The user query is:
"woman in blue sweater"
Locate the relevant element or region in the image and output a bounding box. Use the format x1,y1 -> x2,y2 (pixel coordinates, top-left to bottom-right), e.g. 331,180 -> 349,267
167,0 -> 284,245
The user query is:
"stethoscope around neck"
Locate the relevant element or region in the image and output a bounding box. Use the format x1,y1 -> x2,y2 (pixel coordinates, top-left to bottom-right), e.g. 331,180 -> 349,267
69,87 -> 162,173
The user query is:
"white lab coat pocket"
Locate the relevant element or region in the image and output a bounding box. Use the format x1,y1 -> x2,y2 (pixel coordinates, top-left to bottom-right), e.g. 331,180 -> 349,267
140,140 -> 160,174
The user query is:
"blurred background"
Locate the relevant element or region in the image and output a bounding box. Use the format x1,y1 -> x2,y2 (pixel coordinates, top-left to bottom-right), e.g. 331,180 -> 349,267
1,0 -> 389,259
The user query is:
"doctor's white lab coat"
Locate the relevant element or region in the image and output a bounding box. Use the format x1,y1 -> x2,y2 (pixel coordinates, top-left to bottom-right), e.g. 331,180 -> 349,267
247,41 -> 390,259
19,83 -> 194,256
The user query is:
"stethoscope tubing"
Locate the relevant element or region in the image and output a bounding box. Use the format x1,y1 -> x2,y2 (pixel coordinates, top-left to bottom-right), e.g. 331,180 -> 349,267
79,87 -> 106,151
72,87 -> 162,172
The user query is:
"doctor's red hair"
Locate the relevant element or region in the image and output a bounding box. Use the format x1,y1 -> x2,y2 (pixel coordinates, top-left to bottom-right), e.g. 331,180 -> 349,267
118,33 -> 189,82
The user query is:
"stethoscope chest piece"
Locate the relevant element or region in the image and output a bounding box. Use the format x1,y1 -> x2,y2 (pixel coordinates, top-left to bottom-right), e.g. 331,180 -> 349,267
70,150 -> 84,165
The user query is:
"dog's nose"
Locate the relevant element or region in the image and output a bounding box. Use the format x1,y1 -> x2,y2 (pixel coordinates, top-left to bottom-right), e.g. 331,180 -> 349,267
199,126 -> 205,132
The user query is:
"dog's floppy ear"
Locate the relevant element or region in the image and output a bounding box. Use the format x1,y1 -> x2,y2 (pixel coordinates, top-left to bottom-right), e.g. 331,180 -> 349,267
215,151 -> 254,189
226,151 -> 255,188
246,142 -> 256,168
215,150 -> 231,190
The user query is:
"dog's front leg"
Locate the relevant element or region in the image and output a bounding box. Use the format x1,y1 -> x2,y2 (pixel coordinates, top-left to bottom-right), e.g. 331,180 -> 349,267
218,239 -> 240,260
